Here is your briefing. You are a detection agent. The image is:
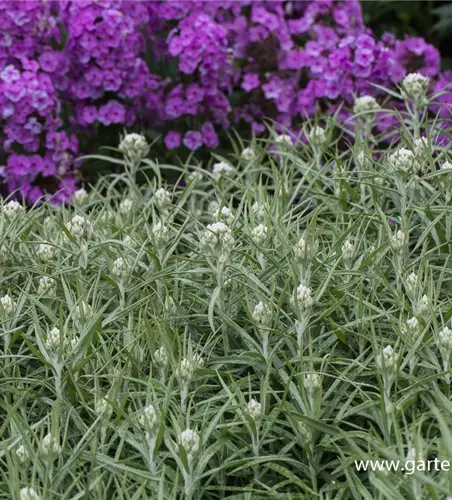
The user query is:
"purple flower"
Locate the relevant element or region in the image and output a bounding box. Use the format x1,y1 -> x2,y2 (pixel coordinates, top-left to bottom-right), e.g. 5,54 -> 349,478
98,100 -> 126,125
183,130 -> 203,150
241,73 -> 260,92
38,51 -> 60,73
201,122 -> 219,148
0,64 -> 20,83
31,90 -> 49,111
164,131 -> 181,149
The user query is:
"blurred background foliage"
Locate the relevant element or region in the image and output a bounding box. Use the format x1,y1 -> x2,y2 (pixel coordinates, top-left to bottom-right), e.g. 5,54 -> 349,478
362,0 -> 452,68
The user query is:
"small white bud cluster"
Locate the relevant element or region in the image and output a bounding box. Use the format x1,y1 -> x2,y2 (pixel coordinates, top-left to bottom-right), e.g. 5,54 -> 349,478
389,148 -> 418,172
341,239 -> 355,263
390,230 -> 406,252
251,201 -> 267,221
154,346 -> 169,367
404,317 -> 420,339
401,73 -> 429,105
304,373 -> 321,393
73,300 -> 93,322
118,133 -> 149,163
246,398 -> 262,420
119,197 -> 134,216
274,134 -> 294,146
112,257 -> 129,279
416,294 -> 430,317
252,301 -> 272,327
439,161 -> 452,197
46,327 -> 64,351
212,161 -> 234,181
187,170 -> 203,183
405,272 -> 418,295
353,95 -> 380,115
73,188 -> 88,205
0,294 -> 15,316
19,488 -> 40,500
16,444 -> 29,464
291,284 -> 314,311
139,404 -> 158,434
40,433 -> 61,457
177,354 -> 204,383
438,326 -> 452,352
413,137 -> 428,155
294,237 -> 311,260
66,215 -> 92,240
38,276 -> 56,297
201,222 -> 235,262
37,243 -> 55,262
376,345 -> 398,372
178,429 -> 199,458
213,206 -> 234,225
2,200 -> 24,218
241,147 -> 256,161
250,224 -> 267,245
307,126 -> 327,146
152,221 -> 170,247
154,188 -> 172,211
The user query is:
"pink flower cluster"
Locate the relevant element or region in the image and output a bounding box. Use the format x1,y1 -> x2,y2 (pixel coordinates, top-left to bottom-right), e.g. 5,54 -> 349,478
0,0 -> 450,203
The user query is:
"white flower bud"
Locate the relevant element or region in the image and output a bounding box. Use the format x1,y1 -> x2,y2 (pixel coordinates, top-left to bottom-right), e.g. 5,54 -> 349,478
119,198 -> 134,216
119,133 -> 149,163
304,373 -> 321,392
178,429 -> 199,457
353,95 -> 380,114
95,397 -> 112,419
413,137 -> 428,155
16,444 -> 29,464
376,345 -> 398,372
187,170 -> 203,183
177,354 -> 204,383
112,257 -> 129,279
38,276 -> 56,296
251,201 -> 267,221
294,237 -> 311,260
2,200 -> 24,218
291,284 -> 314,311
201,222 -> 235,260
416,294 -> 430,317
73,301 -> 93,322
405,272 -> 418,295
46,327 -> 64,351
307,126 -> 327,146
438,326 -> 452,351
212,161 -> 234,181
40,433 -> 60,457
154,188 -> 172,210
66,215 -> 92,240
20,488 -> 40,500
246,398 -> 262,420
341,239 -> 355,262
389,148 -> 418,171
250,224 -> 267,245
74,188 -> 88,205
275,134 -> 293,146
0,294 -> 15,316
401,73 -> 429,104
390,230 -> 406,252
241,147 -> 256,161
152,221 -> 170,247
37,243 -> 55,262
154,346 -> 169,367
404,317 -> 420,339
213,206 -> 234,225
252,301 -> 272,326
139,404 -> 158,433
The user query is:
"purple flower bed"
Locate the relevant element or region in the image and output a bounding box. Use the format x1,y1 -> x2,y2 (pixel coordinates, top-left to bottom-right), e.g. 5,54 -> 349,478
0,0 -> 450,203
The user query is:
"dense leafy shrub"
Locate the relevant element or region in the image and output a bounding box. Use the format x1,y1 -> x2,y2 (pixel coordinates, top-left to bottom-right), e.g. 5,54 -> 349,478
1,83 -> 452,498
1,0 -> 451,203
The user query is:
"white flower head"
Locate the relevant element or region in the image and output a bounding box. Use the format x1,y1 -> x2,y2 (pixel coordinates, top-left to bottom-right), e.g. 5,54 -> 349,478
390,230 -> 406,252
246,398 -> 262,420
304,373 -> 321,392
73,300 -> 93,322
37,243 -> 55,262
252,301 -> 272,326
251,201 -> 267,221
413,137 -> 429,155
38,276 -> 56,296
187,170 -> 203,183
154,188 -> 172,210
2,200 -> 24,218
241,146 -> 256,161
139,404 -> 158,433
74,188 -> 88,205
405,317 -> 420,338
389,148 -> 418,172
250,224 -> 267,245
212,161 -> 234,181
112,257 -> 129,279
416,294 -> 430,317
438,326 -> 452,352
201,222 -> 235,261
16,444 -> 29,464
152,221 -> 170,247
154,346 -> 169,367
341,239 -> 355,262
178,429 -> 200,457
119,133 -> 149,163
353,95 -> 380,115
307,126 -> 327,146
46,327 -> 64,351
294,237 -> 312,260
66,215 -> 93,240
119,197 -> 134,216
441,161 -> 452,172
376,345 -> 398,372
177,354 -> 204,382
20,488 -> 40,500
0,294 -> 15,316
40,433 -> 61,457
213,206 -> 234,225
274,134 -> 294,146
401,73 -> 429,104
405,272 -> 418,295
291,284 -> 314,311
